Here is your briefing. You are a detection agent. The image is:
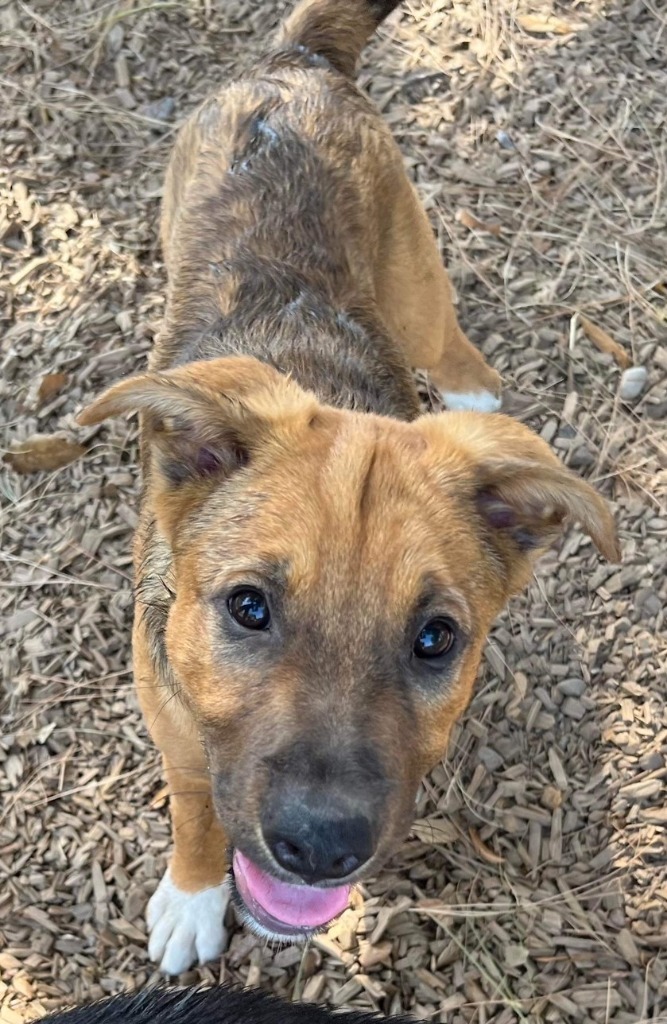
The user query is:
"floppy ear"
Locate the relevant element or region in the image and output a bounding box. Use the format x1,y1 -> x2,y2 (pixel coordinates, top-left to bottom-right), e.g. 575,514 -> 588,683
78,356 -> 317,532
419,412 -> 620,589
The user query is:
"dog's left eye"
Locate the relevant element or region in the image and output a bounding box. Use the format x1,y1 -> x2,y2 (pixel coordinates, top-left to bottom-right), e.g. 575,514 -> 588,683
228,588 -> 271,630
413,617 -> 457,659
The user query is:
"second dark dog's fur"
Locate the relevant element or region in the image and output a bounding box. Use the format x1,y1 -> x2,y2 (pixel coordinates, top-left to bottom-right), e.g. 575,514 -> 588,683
40,986 -> 414,1024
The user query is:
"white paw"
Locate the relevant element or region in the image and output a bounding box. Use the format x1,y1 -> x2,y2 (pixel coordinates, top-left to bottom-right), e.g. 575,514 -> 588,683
441,389 -> 502,413
147,867 -> 230,975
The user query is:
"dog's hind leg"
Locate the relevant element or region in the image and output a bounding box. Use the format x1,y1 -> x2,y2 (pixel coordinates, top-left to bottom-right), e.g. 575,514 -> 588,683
373,170 -> 502,412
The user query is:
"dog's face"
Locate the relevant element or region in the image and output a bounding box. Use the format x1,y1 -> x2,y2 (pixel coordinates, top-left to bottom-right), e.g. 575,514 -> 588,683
81,356 -> 619,937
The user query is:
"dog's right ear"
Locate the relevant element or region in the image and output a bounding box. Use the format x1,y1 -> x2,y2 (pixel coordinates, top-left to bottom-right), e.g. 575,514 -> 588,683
417,410 -> 620,593
79,356 -> 317,531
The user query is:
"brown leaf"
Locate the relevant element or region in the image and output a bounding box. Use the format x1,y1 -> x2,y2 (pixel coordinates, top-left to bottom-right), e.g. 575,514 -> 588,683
517,14 -> 586,34
37,372 -> 68,406
4,434 -> 85,474
456,207 -> 502,237
468,827 -> 505,864
580,315 -> 632,368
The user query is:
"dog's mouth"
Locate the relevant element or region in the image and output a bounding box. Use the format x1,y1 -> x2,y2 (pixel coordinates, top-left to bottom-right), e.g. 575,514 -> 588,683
231,849 -> 351,939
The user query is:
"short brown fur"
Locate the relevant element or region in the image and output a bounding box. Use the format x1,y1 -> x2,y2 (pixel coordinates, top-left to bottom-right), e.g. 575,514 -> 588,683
80,0 -> 620,967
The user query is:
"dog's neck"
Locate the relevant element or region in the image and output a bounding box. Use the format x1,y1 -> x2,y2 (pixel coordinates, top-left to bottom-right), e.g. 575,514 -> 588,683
156,265 -> 421,421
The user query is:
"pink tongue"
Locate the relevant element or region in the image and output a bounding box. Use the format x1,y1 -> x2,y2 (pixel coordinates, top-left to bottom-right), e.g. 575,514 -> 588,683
233,850 -> 350,929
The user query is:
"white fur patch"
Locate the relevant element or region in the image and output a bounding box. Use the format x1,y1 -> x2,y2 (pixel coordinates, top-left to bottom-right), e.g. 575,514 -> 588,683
147,868 -> 230,975
441,389 -> 502,413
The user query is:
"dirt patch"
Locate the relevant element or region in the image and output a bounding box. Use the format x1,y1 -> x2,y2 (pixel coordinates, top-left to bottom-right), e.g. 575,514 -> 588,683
1,1 -> 666,1021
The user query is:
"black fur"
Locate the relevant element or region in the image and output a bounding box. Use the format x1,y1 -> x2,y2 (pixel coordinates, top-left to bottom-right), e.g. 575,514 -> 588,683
368,0 -> 403,23
39,985 -> 416,1024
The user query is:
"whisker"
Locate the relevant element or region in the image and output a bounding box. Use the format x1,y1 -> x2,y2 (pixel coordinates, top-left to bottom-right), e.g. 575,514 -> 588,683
150,688 -> 182,729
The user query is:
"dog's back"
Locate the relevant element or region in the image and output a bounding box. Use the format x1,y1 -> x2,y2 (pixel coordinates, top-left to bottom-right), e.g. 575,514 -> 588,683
155,0 -> 429,420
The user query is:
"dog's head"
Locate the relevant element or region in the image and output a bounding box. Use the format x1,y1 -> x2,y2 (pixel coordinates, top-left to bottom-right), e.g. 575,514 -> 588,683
81,356 -> 619,937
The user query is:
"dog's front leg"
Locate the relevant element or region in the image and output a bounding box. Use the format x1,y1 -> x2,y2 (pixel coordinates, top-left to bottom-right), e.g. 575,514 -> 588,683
147,758 -> 231,975
134,626 -> 230,975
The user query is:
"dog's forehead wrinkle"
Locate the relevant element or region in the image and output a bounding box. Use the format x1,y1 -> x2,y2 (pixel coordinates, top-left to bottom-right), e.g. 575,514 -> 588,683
189,455 -> 489,633
207,554 -> 289,591
319,418 -> 416,527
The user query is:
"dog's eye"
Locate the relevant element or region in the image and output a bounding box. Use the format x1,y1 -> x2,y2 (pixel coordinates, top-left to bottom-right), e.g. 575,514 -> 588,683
413,618 -> 456,659
228,588 -> 271,630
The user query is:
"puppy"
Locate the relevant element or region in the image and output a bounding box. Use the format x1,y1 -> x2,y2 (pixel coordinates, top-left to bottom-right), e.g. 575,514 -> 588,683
79,0 -> 620,975
38,985 -> 413,1024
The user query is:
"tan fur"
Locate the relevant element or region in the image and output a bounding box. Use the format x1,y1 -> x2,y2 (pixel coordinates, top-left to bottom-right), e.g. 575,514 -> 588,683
79,0 -> 619,932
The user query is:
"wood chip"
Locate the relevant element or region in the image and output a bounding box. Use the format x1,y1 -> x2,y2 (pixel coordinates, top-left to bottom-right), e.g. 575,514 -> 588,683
619,366 -> 648,401
517,14 -> 587,34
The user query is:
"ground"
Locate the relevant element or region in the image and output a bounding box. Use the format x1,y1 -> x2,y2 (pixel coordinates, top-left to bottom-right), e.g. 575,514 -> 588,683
1,0 -> 666,1021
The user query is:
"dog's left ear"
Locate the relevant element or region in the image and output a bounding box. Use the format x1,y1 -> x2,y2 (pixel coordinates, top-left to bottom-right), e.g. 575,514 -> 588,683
78,355 -> 318,537
418,412 -> 620,589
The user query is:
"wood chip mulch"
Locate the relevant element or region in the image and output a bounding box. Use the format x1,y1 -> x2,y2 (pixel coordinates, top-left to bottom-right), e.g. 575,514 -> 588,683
1,1 -> 666,1022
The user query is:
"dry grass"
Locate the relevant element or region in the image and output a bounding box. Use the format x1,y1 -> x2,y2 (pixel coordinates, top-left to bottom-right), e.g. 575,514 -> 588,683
1,0 -> 666,1022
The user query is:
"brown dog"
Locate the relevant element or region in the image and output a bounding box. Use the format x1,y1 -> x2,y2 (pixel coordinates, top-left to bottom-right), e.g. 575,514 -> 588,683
79,0 -> 620,975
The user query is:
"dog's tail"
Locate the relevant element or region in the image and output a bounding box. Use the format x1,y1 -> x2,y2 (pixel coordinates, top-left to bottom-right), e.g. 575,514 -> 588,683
276,0 -> 402,78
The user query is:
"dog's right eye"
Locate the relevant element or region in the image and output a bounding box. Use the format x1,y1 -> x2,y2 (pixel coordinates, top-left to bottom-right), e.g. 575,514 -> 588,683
227,588 -> 271,630
413,617 -> 457,660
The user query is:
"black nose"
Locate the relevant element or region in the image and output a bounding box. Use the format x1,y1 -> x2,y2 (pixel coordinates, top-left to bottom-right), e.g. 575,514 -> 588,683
263,805 -> 374,883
